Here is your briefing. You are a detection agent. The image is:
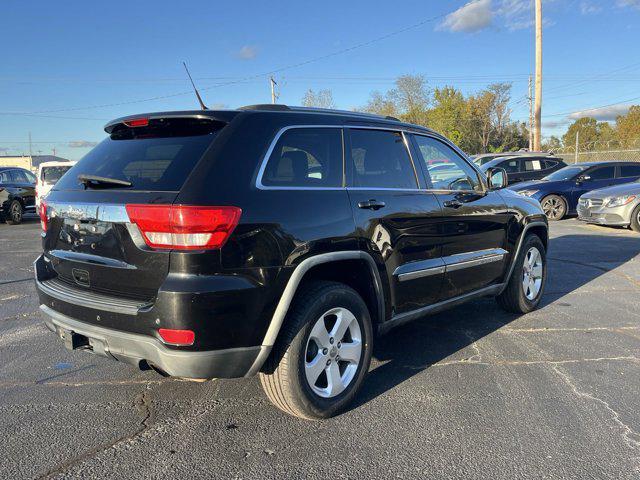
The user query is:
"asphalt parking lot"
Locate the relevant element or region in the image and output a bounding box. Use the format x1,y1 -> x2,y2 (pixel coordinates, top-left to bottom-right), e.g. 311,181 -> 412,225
1,216 -> 639,479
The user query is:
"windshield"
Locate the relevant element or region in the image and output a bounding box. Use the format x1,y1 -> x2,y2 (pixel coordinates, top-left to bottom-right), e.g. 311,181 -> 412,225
542,165 -> 587,181
41,165 -> 72,184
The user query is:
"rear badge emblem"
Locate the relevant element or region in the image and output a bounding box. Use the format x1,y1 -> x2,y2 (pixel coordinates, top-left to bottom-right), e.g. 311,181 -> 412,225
72,268 -> 90,287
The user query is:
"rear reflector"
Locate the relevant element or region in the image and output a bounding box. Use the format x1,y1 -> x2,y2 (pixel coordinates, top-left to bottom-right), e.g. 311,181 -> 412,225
125,204 -> 241,250
123,117 -> 149,127
39,201 -> 48,232
158,328 -> 195,346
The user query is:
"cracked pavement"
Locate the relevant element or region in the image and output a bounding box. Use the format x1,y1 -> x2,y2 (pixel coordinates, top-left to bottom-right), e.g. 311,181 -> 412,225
1,216 -> 639,479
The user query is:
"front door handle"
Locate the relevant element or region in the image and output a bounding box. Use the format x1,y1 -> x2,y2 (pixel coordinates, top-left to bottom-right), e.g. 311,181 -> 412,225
358,199 -> 386,210
443,199 -> 463,209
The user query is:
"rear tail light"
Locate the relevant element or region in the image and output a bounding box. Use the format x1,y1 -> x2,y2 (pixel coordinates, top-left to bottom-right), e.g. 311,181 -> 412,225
158,328 -> 195,346
125,204 -> 241,250
39,201 -> 48,232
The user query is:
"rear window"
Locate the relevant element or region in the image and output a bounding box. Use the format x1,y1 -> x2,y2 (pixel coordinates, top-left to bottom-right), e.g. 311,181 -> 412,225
620,164 -> 640,178
41,166 -> 72,184
55,118 -> 219,191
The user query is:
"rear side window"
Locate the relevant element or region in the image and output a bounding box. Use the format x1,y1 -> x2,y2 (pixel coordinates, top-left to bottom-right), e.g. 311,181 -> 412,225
262,128 -> 343,187
11,170 -> 30,183
0,171 -> 8,183
348,129 -> 417,189
523,159 -> 543,171
620,165 -> 640,178
55,118 -> 219,191
589,166 -> 615,180
42,166 -> 72,184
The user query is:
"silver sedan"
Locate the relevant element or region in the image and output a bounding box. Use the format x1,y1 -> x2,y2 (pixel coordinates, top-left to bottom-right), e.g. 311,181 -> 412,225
577,182 -> 640,232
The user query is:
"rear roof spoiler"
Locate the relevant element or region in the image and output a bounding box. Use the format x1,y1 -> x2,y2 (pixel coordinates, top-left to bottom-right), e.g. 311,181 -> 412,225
104,110 -> 238,134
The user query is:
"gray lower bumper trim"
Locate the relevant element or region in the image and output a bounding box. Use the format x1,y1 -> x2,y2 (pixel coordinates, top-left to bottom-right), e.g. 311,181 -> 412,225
39,305 -> 263,379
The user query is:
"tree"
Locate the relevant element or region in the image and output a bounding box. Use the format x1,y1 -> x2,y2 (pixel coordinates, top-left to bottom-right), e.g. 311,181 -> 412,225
542,135 -> 562,152
362,74 -> 429,125
426,87 -> 467,145
562,117 -> 614,151
616,105 -> 640,148
301,89 -> 335,109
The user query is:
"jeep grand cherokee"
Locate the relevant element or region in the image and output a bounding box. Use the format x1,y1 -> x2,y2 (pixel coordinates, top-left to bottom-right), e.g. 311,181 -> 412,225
35,105 -> 548,419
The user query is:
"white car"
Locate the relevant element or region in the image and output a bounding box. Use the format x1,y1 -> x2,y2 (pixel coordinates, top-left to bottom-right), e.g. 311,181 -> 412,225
36,161 -> 76,208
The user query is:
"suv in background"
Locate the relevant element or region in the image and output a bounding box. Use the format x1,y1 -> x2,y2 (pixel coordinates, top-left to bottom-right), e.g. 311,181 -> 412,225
36,161 -> 76,208
0,166 -> 36,225
472,150 -> 553,167
479,155 -> 566,185
35,105 -> 548,419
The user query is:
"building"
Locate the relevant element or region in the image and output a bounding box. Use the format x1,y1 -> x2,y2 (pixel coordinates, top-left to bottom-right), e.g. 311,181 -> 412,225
0,155 -> 71,172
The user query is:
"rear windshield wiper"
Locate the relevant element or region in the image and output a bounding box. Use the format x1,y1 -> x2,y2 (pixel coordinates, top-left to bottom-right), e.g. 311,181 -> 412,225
78,174 -> 132,188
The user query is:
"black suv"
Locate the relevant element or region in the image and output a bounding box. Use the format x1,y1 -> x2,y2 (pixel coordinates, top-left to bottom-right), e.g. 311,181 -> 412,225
479,155 -> 567,185
35,106 -> 548,419
0,166 -> 36,224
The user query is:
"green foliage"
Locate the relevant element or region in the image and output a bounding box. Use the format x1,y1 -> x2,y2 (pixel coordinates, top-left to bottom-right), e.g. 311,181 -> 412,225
616,105 -> 640,148
360,77 -> 528,154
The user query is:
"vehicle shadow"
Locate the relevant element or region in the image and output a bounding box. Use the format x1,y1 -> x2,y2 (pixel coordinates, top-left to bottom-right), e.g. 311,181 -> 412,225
350,233 -> 640,410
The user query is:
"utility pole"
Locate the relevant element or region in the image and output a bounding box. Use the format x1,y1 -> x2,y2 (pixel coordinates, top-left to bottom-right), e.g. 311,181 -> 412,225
270,76 -> 278,104
28,132 -> 33,158
574,130 -> 579,164
533,0 -> 543,151
528,75 -> 534,151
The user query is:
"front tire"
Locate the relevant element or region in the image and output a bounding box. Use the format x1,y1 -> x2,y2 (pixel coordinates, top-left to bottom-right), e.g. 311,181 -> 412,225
496,234 -> 546,314
630,204 -> 640,233
5,200 -> 23,225
259,281 -> 373,420
541,194 -> 566,221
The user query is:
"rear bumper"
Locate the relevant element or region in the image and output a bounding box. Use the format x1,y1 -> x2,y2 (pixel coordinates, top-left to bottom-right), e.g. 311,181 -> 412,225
40,304 -> 267,379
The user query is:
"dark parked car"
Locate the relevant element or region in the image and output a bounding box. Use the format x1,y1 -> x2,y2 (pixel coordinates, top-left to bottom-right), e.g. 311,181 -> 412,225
35,105 -> 548,419
480,155 -> 566,185
0,166 -> 36,225
509,161 -> 640,220
472,151 -> 553,167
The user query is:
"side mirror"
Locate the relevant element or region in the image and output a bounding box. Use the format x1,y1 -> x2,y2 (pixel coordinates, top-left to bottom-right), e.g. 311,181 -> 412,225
577,174 -> 591,183
486,167 -> 508,190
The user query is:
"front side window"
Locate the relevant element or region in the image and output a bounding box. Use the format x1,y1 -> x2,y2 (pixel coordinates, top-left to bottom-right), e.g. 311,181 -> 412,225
348,129 -> 417,189
262,128 -> 343,187
412,135 -> 482,192
588,166 -> 615,180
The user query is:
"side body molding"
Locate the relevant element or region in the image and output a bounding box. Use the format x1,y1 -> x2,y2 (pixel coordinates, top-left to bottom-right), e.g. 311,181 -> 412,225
245,251 -> 385,376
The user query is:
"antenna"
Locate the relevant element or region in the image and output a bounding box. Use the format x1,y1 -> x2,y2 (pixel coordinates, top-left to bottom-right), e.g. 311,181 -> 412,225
182,62 -> 207,110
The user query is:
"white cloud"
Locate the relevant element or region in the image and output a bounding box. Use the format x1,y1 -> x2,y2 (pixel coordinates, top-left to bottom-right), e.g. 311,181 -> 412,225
439,0 -> 493,33
236,45 -> 258,60
617,0 -> 640,9
567,104 -> 632,121
68,140 -> 97,148
580,1 -> 602,14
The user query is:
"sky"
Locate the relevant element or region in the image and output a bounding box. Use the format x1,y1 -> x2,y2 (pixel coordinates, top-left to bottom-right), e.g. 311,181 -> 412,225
1,0 -> 639,160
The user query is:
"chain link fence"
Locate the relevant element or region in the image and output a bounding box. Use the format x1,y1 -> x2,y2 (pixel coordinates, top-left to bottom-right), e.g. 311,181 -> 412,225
553,139 -> 640,164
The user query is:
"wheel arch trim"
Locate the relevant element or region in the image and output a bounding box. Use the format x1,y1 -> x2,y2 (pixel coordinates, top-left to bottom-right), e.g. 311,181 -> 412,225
245,251 -> 385,376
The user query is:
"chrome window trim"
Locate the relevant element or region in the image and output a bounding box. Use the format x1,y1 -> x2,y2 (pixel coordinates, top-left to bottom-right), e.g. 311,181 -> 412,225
256,124 -> 425,191
255,125 -> 345,191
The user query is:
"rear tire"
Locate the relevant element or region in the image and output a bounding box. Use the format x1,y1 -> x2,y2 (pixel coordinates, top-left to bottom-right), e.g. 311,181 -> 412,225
259,281 -> 373,420
630,205 -> 640,233
5,200 -> 23,225
541,194 -> 566,221
496,234 -> 546,314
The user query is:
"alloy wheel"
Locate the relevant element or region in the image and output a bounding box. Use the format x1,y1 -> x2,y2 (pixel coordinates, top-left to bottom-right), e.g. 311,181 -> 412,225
542,197 -> 565,220
522,246 -> 543,300
304,307 -> 362,398
10,203 -> 22,223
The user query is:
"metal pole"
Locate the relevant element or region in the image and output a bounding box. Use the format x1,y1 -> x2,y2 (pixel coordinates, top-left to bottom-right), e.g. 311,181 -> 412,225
533,0 -> 543,151
528,75 -> 534,151
574,130 -> 579,164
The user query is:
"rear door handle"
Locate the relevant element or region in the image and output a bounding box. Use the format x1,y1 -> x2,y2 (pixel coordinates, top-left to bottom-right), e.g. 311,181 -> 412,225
443,199 -> 463,209
358,199 -> 386,210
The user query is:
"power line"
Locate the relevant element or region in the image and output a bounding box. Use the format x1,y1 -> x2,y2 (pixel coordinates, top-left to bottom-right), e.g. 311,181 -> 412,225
543,94 -> 640,118
1,9 -> 450,116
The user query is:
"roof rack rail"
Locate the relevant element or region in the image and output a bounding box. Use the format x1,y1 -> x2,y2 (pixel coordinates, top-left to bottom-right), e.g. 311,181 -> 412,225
238,104 -> 402,122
